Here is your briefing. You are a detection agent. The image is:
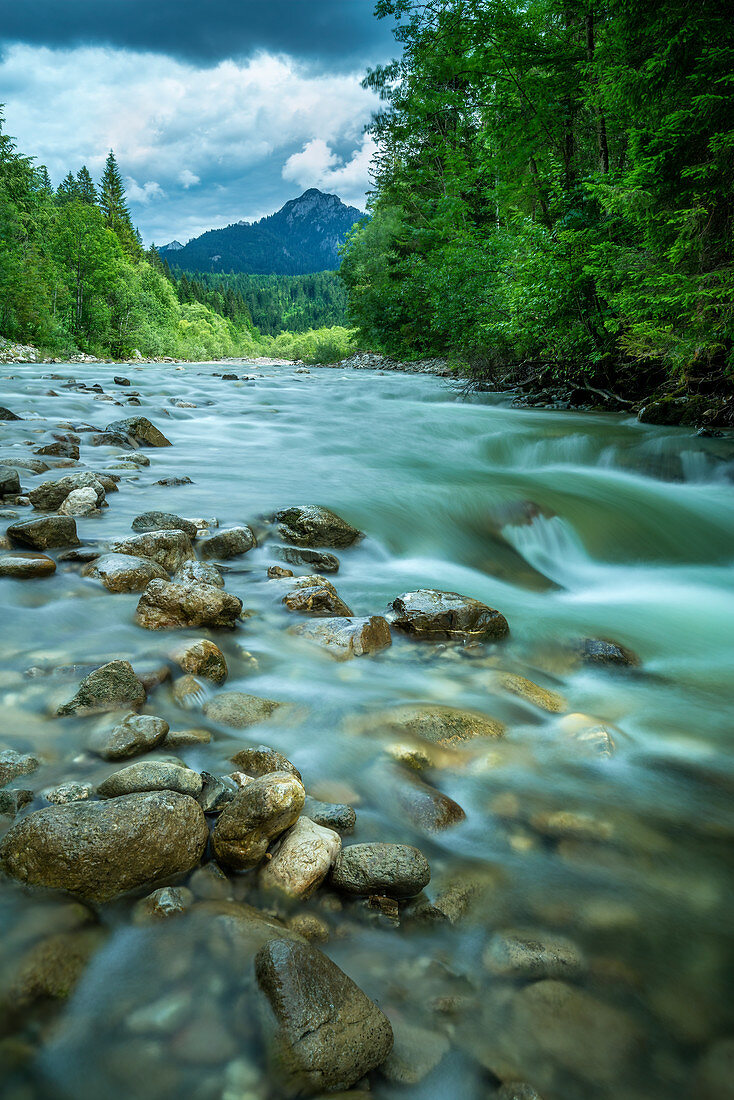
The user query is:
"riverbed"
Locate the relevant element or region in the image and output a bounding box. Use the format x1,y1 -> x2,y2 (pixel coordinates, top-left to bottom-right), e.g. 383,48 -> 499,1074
1,360 -> 733,1099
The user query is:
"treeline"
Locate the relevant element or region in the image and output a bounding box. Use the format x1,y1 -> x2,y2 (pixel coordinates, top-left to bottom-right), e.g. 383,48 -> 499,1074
168,269 -> 348,335
341,0 -> 734,391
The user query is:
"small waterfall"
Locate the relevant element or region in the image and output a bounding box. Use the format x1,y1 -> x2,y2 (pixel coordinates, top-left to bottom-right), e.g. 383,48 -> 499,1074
501,513 -> 591,586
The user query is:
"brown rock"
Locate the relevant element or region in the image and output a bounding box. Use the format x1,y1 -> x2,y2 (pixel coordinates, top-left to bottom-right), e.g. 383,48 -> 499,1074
0,552 -> 56,578
282,575 -> 353,617
82,552 -> 168,592
260,816 -> 341,899
109,530 -> 194,573
212,771 -> 305,870
272,505 -> 363,549
200,526 -> 256,560
135,579 -> 242,630
7,516 -> 80,550
171,638 -> 228,684
391,589 -> 509,641
292,615 -> 392,660
230,744 -> 301,780
105,415 -> 171,447
57,660 -> 146,716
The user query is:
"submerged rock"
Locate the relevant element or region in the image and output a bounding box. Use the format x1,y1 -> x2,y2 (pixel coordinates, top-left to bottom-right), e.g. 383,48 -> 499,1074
484,929 -> 587,981
82,552 -> 168,592
575,637 -> 639,668
200,525 -> 256,560
293,615 -> 392,659
171,638 -> 228,684
57,660 -> 146,716
494,672 -> 567,713
203,691 -> 283,728
381,1019 -> 450,1085
261,816 -> 341,899
136,579 -> 242,630
88,712 -> 169,760
303,796 -> 356,834
331,842 -> 430,898
97,760 -> 202,798
390,589 -> 509,641
370,704 -> 504,745
274,545 -> 340,573
377,765 -> 467,832
212,770 -> 305,870
1,791 -> 208,902
34,440 -> 80,459
7,516 -> 80,550
272,506 -> 363,549
255,939 -> 393,1094
105,415 -> 172,447
0,551 -> 56,578
109,530 -> 194,573
0,468 -> 21,496
131,511 -> 198,538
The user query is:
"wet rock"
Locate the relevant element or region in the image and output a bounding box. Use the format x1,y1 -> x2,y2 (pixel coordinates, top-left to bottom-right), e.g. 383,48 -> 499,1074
268,564 -> 294,578
98,760 -> 202,798
171,638 -> 228,684
156,475 -> 192,486
381,1019 -> 450,1085
35,440 -> 79,459
105,415 -> 171,447
575,637 -> 639,668
484,930 -> 586,981
0,406 -> 22,420
188,860 -> 232,899
495,673 -> 566,713
371,704 -> 504,745
203,691 -> 283,729
390,589 -> 509,641
131,511 -> 198,537
0,551 -> 56,578
212,770 -> 305,870
230,745 -> 301,780
197,772 -> 238,814
109,530 -> 194,573
88,712 -> 169,759
164,727 -> 212,749
530,808 -> 614,842
331,842 -> 430,898
57,660 -> 146,716
0,749 -> 39,786
274,545 -> 340,573
293,615 -> 392,660
200,525 -> 256,560
0,788 -> 34,817
8,928 -> 104,1008
90,429 -> 134,448
558,713 -> 618,758
261,816 -> 341,899
378,765 -> 467,832
114,376 -> 131,386
172,673 -> 206,708
303,796 -> 356,834
283,575 -> 353,617
0,791 -> 208,902
58,487 -> 99,516
82,552 -> 168,592
136,579 -> 242,630
286,913 -> 330,943
43,781 -> 94,804
272,506 -> 363,549
255,939 -> 393,1094
175,558 -> 224,587
7,516 -> 80,550
0,456 -> 48,474
0,468 -> 21,496
28,472 -> 106,511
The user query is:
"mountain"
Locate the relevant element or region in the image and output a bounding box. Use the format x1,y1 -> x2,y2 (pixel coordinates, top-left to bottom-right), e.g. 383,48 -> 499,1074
159,189 -> 365,275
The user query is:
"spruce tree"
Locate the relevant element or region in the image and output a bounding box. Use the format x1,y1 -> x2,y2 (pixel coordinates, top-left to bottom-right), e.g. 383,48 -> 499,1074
56,171 -> 80,205
99,151 -> 130,229
76,165 -> 97,204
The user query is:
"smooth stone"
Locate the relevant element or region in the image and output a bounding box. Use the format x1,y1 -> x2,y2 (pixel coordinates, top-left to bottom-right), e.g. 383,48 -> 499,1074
28,472 -> 106,511
7,516 -> 80,550
303,796 -> 356,834
156,475 -> 192,486
272,505 -> 363,549
0,552 -> 56,578
484,929 -> 586,981
378,765 -> 467,832
331,842 -> 430,898
58,487 -> 99,516
57,660 -> 146,716
197,772 -> 238,814
370,704 -> 504,745
381,1019 -> 450,1085
109,530 -> 194,573
82,552 -> 168,592
164,727 -> 212,748
0,792 -> 208,902
495,673 -> 567,713
212,771 -> 305,870
200,525 -> 256,560
203,692 -> 283,729
170,638 -> 228,684
114,376 -> 131,386
43,781 -> 93,804
283,575 -> 353,617
230,745 -> 301,780
0,457 -> 47,473
98,760 -> 202,798
88,712 -> 169,760
136,579 -> 242,630
255,939 -> 393,1093
260,816 -> 341,899
131,511 -> 198,537
0,468 -> 21,496
293,615 -> 392,660
274,545 -> 340,573
34,440 -> 80,459
105,415 -> 171,447
576,637 -> 639,667
0,749 -> 39,786
390,589 -> 509,641
175,559 -> 224,587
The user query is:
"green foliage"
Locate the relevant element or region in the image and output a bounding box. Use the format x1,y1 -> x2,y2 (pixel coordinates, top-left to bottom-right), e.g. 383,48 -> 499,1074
259,326 -> 358,365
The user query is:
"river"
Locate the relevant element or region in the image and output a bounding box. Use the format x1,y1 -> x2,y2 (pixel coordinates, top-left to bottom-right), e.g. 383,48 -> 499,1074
1,360 -> 733,1099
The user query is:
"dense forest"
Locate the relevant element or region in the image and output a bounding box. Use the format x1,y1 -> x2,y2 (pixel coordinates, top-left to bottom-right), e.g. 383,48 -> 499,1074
341,0 -> 734,404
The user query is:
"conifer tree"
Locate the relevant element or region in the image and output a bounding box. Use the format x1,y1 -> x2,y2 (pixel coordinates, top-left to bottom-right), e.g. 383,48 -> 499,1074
56,172 -> 80,205
99,151 -> 130,229
76,165 -> 97,204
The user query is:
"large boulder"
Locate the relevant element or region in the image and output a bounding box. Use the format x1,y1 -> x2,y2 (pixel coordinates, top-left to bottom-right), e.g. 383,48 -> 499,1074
203,692 -> 283,728
331,842 -> 430,898
212,771 -> 305,870
109,530 -> 194,573
0,552 -> 56,578
200,526 -> 256,560
105,416 -> 171,447
136,579 -> 242,630
272,506 -> 363,549
292,616 -> 392,660
131,512 -> 198,538
0,792 -> 208,902
57,660 -> 146,716
390,589 -> 509,641
171,638 -> 228,684
255,939 -> 393,1094
88,712 -> 169,760
27,472 -> 106,512
283,576 -> 353,617
82,553 -> 168,593
7,516 -> 80,550
260,816 -> 341,899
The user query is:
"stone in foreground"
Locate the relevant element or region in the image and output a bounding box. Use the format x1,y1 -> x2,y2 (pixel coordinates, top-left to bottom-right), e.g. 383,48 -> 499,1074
88,712 -> 169,760
293,615 -> 392,660
136,579 -> 242,630
390,589 -> 509,641
7,516 -> 80,551
255,939 -> 393,1094
28,472 -> 106,512
260,816 -> 341,899
0,791 -> 208,902
331,842 -> 430,898
82,552 -> 168,592
57,660 -> 146,716
212,770 -> 305,870
0,552 -> 56,578
272,506 -> 363,549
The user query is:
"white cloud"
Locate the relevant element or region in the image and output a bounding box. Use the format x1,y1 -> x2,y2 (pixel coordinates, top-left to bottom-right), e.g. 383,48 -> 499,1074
282,135 -> 376,207
178,169 -> 200,188
125,178 -> 165,204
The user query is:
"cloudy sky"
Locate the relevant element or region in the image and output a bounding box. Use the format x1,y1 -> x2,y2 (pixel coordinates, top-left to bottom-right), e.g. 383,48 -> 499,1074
0,1 -> 395,244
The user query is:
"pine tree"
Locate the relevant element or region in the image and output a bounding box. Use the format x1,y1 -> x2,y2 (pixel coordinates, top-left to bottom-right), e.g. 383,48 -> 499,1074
56,171 -> 80,205
37,166 -> 53,197
99,151 -> 130,229
76,165 -> 97,204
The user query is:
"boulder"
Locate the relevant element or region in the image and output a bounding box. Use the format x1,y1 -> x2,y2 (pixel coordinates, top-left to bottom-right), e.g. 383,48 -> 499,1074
109,530 -> 194,573
283,575 -> 353,617
200,526 -> 256,560
331,842 -> 430,898
260,816 -> 341,899
57,660 -> 146,716
170,638 -> 228,684
0,468 -> 21,496
212,771 -> 305,870
35,440 -> 79,459
88,712 -> 169,760
274,545 -> 340,573
105,415 -> 171,447
293,616 -> 392,660
131,511 -> 198,538
272,506 -> 363,549
0,749 -> 39,786
82,552 -> 168,593
0,552 -> 56,578
0,791 -> 208,902
7,516 -> 80,550
28,472 -> 106,511
255,939 -> 393,1093
136,579 -> 242,630
175,559 -> 224,588
390,589 -> 509,641
230,745 -> 301,780
203,692 -> 282,729
97,760 -> 202,798
58,487 -> 99,516
483,930 -> 587,981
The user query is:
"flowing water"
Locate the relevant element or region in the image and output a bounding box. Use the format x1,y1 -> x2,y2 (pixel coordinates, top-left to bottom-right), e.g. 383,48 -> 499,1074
1,361 -> 733,1100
